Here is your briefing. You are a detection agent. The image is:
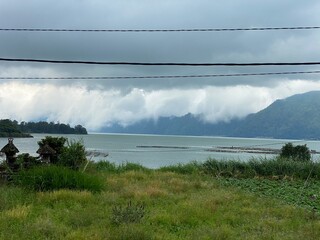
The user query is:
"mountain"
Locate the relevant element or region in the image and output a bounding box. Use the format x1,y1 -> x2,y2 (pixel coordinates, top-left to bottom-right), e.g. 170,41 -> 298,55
101,91 -> 320,140
233,91 -> 320,139
102,114 -> 238,136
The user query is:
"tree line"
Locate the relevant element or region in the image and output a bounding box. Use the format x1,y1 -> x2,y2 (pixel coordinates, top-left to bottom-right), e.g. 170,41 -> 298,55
0,119 -> 87,135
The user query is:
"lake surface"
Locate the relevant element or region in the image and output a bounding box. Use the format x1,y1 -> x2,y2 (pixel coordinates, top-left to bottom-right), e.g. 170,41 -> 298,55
1,133 -> 320,168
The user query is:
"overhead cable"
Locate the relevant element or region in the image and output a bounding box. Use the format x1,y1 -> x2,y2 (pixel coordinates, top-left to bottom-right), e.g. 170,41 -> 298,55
1,58 -> 320,66
1,70 -> 320,80
0,26 -> 320,32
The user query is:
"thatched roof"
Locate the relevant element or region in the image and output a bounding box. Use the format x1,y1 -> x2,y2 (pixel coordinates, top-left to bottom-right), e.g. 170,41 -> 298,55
36,144 -> 56,155
0,138 -> 19,154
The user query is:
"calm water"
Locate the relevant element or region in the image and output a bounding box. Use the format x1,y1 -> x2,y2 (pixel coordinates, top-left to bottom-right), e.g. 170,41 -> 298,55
1,133 -> 320,168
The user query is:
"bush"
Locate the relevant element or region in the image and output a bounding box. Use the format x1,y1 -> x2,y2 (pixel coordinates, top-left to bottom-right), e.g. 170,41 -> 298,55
16,153 -> 41,170
37,136 -> 67,164
58,139 -> 87,170
13,165 -> 104,192
280,143 -> 311,162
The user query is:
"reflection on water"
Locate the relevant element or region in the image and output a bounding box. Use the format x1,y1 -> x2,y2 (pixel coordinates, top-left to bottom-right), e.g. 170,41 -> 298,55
1,133 -> 319,168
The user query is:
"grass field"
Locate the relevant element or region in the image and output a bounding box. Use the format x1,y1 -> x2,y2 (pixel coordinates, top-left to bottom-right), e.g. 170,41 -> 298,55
1,160 -> 320,239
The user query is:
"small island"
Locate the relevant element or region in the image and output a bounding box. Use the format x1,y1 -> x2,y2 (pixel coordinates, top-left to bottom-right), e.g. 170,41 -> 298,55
0,119 -> 87,137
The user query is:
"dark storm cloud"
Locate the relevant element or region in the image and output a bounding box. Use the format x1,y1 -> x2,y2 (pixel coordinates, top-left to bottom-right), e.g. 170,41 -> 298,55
1,0 -> 320,89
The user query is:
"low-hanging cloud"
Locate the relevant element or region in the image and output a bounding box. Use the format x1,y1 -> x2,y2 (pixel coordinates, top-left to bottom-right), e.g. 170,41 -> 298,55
1,80 -> 320,131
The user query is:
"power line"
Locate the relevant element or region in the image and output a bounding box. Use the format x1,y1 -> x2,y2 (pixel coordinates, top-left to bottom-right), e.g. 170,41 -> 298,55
0,26 -> 320,32
1,70 -> 320,80
1,57 -> 320,66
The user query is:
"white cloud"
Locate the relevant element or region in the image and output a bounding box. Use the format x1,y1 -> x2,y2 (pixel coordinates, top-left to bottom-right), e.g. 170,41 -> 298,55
1,80 -> 320,131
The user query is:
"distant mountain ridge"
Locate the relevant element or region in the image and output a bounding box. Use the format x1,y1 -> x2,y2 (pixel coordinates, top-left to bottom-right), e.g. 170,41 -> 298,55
101,91 -> 320,140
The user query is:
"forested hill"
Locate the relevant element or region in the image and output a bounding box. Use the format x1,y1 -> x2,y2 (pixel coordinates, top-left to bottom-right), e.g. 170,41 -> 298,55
233,91 -> 320,139
0,119 -> 87,137
101,91 -> 320,140
0,119 -> 32,138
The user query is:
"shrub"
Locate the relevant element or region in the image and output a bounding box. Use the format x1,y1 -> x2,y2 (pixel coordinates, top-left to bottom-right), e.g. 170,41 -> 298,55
58,139 -> 87,170
13,165 -> 104,192
280,143 -> 311,162
93,161 -> 118,173
37,136 -> 67,164
16,153 -> 41,170
117,162 -> 148,172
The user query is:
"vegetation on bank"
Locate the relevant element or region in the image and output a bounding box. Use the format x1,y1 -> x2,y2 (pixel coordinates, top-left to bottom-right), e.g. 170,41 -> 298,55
0,119 -> 87,137
18,120 -> 87,135
0,119 -> 32,138
0,139 -> 320,239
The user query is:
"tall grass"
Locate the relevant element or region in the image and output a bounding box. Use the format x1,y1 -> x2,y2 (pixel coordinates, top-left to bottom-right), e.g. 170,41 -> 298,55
202,158 -> 320,179
159,161 -> 201,175
13,165 -> 104,192
91,160 -> 149,173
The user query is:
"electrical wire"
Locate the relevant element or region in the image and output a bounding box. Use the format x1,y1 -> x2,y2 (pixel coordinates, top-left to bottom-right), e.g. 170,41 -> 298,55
1,70 -> 320,80
0,26 -> 320,32
1,57 -> 320,66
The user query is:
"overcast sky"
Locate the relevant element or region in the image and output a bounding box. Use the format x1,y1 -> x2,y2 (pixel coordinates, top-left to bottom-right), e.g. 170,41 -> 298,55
0,0 -> 320,131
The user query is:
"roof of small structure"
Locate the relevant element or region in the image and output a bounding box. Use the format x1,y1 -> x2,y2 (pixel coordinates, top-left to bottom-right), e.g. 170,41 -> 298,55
36,144 -> 56,155
0,138 -> 19,154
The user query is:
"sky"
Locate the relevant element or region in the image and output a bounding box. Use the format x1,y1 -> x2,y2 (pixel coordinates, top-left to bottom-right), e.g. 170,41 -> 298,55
0,0 -> 320,131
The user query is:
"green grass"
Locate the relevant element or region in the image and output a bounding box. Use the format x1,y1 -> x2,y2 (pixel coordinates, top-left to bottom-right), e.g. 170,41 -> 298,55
218,178 -> 320,211
90,160 -> 149,174
13,165 -> 104,193
203,158 -> 320,179
1,160 -> 320,239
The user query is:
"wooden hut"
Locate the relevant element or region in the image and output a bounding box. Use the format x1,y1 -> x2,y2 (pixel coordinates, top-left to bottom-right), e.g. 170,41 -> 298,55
36,144 -> 56,163
0,138 -> 19,167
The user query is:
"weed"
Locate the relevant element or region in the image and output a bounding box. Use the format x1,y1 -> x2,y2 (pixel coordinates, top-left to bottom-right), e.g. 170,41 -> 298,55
111,200 -> 146,225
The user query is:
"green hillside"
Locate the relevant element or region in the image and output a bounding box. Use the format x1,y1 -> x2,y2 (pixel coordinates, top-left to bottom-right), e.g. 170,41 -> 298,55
234,91 -> 320,139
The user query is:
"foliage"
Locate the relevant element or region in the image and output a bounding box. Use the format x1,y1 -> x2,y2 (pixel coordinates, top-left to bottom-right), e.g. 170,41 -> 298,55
111,200 -> 146,225
19,121 -> 87,134
13,165 -> 104,192
16,153 -> 41,170
37,136 -> 67,155
58,139 -> 87,170
0,119 -> 32,137
37,136 -> 67,164
280,143 -> 311,162
202,158 -> 320,179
